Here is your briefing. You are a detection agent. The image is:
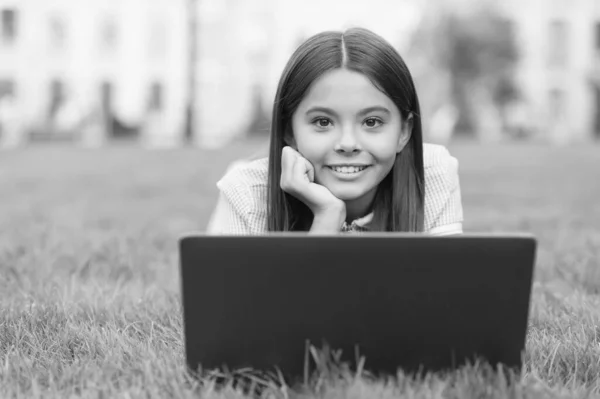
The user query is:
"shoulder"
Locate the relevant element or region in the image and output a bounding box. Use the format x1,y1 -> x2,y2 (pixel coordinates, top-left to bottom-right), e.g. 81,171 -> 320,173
217,157 -> 269,191
215,157 -> 269,216
422,143 -> 459,184
422,143 -> 462,230
422,143 -> 460,197
423,143 -> 457,171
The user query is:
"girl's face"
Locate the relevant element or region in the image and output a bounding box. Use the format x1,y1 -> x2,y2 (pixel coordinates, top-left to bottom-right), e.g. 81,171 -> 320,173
290,68 -> 413,214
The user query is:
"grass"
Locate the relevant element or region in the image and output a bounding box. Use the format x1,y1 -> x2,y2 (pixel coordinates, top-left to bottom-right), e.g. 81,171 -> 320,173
1,139 -> 600,398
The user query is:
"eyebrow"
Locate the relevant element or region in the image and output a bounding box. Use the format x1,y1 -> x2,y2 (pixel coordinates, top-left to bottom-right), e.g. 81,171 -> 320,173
305,106 -> 391,117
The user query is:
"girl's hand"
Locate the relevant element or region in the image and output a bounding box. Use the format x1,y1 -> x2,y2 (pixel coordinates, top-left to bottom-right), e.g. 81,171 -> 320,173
280,146 -> 345,218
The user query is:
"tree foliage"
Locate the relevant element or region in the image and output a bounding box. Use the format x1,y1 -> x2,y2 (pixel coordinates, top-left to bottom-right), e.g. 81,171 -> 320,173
409,3 -> 521,135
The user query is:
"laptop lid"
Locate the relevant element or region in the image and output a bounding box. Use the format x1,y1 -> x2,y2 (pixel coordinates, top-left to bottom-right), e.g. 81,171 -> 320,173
179,233 -> 536,381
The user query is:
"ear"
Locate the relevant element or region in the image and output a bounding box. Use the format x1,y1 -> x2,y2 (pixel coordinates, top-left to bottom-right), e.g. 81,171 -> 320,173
396,113 -> 414,153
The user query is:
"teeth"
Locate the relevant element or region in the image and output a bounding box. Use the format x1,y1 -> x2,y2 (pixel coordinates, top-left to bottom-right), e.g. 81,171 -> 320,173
331,166 -> 366,174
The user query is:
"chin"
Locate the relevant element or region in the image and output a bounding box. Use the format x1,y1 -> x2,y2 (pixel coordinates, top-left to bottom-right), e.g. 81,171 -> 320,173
326,186 -> 368,201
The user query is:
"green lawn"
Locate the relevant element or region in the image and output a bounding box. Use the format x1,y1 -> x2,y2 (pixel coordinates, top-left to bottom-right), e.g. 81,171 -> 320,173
1,140 -> 600,398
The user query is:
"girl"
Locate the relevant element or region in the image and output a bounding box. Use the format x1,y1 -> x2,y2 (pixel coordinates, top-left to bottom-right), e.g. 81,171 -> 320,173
206,27 -> 463,235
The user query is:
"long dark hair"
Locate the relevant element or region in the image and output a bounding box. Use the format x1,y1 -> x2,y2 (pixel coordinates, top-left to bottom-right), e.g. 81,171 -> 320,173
267,27 -> 425,232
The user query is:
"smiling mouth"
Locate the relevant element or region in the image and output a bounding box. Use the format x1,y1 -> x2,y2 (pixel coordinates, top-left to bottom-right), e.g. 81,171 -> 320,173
327,165 -> 370,174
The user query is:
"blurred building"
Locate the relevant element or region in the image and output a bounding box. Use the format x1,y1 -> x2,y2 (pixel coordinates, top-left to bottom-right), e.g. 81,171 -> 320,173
0,0 -> 423,149
0,0 -> 281,149
1,0 -> 598,148
198,0 -> 600,145
194,0 -> 276,148
0,0 -> 191,147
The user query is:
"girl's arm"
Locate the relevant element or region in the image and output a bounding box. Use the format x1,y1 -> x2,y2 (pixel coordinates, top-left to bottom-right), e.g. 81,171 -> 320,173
308,204 -> 346,235
426,148 -> 464,236
205,159 -> 268,235
429,222 -> 463,236
205,191 -> 253,235
206,190 -> 344,235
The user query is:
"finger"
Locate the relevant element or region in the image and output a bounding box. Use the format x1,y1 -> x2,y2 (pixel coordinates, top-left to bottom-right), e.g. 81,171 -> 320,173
281,146 -> 295,182
285,145 -> 299,157
292,153 -> 308,183
286,146 -> 314,181
281,147 -> 299,191
301,157 -> 315,183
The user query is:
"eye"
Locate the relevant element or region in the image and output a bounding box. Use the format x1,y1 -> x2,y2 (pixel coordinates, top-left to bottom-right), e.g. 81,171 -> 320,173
364,117 -> 384,128
312,117 -> 332,129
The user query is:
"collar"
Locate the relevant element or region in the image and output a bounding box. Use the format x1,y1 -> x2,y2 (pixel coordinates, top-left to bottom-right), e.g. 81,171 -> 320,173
341,212 -> 374,232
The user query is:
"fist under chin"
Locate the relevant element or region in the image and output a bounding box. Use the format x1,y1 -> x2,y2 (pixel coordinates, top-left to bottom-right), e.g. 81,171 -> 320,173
320,183 -> 370,201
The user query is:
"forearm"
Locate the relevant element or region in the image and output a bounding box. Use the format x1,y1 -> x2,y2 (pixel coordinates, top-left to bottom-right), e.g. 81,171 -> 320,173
308,206 -> 346,235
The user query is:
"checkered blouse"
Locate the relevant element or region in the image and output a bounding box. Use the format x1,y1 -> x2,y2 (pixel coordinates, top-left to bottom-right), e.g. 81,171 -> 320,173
206,143 -> 463,236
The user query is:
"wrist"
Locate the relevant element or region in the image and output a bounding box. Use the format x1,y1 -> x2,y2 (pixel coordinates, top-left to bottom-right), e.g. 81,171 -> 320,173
309,204 -> 346,234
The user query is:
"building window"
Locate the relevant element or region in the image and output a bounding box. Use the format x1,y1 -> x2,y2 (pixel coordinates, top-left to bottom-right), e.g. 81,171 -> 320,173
1,9 -> 17,44
147,81 -> 164,112
49,14 -> 67,51
100,81 -> 113,115
595,22 -> 600,53
99,81 -> 115,137
99,16 -> 118,55
148,19 -> 166,60
0,79 -> 15,100
548,88 -> 566,122
594,85 -> 600,138
548,20 -> 568,68
48,79 -> 66,120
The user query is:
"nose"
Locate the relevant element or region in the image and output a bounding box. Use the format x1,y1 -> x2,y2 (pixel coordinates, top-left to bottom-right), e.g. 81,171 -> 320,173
334,126 -> 361,153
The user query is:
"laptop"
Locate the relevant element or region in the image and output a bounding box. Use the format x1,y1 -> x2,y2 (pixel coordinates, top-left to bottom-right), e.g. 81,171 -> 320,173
179,233 -> 536,382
